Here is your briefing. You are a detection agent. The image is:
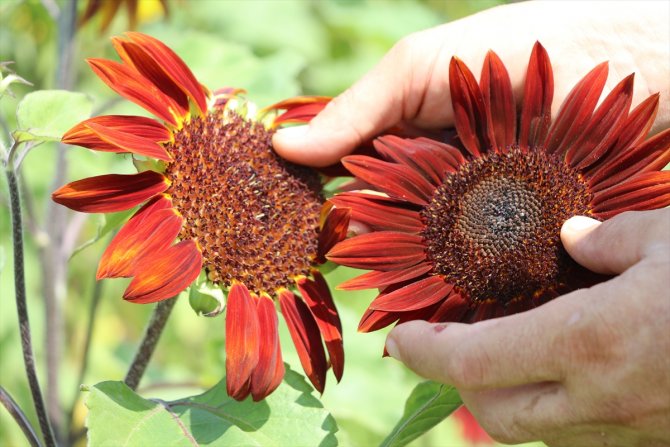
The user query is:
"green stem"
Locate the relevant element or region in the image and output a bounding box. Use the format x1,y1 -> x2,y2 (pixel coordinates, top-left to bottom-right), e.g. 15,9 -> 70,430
5,168 -> 56,447
124,298 -> 178,391
0,385 -> 43,447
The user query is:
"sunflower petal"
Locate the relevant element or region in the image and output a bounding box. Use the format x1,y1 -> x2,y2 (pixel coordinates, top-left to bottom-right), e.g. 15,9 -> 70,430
279,290 -> 328,393
338,263 -> 432,291
63,115 -> 171,151
266,96 -> 331,127
297,272 -> 344,382
52,171 -> 170,213
607,93 -> 659,157
369,275 -> 453,312
225,283 -> 260,401
342,155 -> 435,205
329,192 -> 423,234
544,62 -> 608,155
123,239 -> 202,303
480,50 -> 516,152
591,171 -> 670,218
84,122 -> 172,161
566,74 -> 634,169
327,231 -> 426,271
317,207 -> 350,264
97,207 -> 182,279
124,32 -> 209,114
588,128 -> 670,192
87,58 -> 181,126
449,56 -> 494,157
428,292 -> 469,323
518,42 -> 553,151
250,295 -> 284,402
412,137 -> 466,167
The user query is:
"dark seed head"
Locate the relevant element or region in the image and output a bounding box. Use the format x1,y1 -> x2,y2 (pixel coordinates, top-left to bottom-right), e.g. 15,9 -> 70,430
164,108 -> 322,295
421,146 -> 593,304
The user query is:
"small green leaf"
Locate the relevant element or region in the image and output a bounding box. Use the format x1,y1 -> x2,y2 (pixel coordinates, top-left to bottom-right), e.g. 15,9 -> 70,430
189,281 -> 226,317
69,209 -> 135,259
14,90 -> 92,143
85,366 -> 338,446
380,381 -> 462,447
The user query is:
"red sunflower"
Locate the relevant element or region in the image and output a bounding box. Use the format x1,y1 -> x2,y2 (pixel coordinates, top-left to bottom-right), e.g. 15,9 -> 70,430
52,32 -> 350,401
327,42 -> 670,332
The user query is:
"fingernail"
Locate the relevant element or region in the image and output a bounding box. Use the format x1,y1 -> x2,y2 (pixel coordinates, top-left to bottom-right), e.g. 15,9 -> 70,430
564,216 -> 600,232
385,336 -> 401,361
274,124 -> 309,140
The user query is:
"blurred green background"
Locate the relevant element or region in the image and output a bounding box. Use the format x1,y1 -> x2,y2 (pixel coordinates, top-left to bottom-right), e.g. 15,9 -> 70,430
0,1 -> 545,446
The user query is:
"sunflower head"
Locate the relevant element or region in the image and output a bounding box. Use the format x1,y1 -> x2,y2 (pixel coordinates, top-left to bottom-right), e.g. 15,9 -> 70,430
53,32 -> 348,401
328,42 -> 670,332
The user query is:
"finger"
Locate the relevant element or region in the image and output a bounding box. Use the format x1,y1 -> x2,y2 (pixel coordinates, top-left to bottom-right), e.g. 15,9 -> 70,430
459,382 -> 573,444
561,209 -> 670,275
385,297 -> 576,391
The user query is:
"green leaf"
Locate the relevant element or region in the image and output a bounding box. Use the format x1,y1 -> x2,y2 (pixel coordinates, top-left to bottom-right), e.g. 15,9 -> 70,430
85,366 -> 338,446
380,381 -> 462,447
13,90 -> 92,143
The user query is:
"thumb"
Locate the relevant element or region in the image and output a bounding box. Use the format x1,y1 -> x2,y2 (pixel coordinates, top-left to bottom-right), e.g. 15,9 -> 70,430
560,209 -> 670,275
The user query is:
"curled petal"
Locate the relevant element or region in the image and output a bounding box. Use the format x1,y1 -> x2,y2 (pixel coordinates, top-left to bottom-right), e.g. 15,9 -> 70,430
123,32 -> 209,114
428,292 -> 469,323
519,42 -> 553,151
449,56 -> 494,157
327,232 -> 426,271
83,122 -> 172,161
279,290 -> 328,393
123,239 -> 202,303
225,283 -> 260,401
250,295 -> 284,401
566,74 -> 634,169
480,50 -> 516,152
63,115 -> 171,150
544,62 -> 608,155
265,96 -> 331,127
317,206 -> 350,264
369,275 -> 453,312
87,58 -> 182,126
338,263 -> 432,291
97,207 -> 182,278
342,155 -> 435,205
297,272 -> 344,382
52,171 -> 170,213
329,192 -> 423,234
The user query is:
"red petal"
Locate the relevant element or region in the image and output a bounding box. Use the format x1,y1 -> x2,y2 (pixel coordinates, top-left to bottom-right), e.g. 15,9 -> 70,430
124,32 -> 209,115
369,275 -> 453,312
250,295 -> 284,401
52,170 -> 170,213
518,42 -> 554,151
591,171 -> 670,217
84,122 -> 172,161
342,155 -> 435,205
87,58 -> 181,126
297,273 -> 344,382
413,137 -> 466,167
225,283 -> 260,401
480,50 -> 516,152
338,263 -> 432,291
566,74 -> 634,169
317,206 -> 350,264
97,207 -> 182,278
327,231 -> 426,271
279,290 -> 328,393
607,93 -> 659,157
329,192 -> 424,233
588,128 -> 670,192
544,62 -> 608,155
427,292 -> 469,323
267,96 -> 331,127
449,56 -> 494,157
358,308 -> 400,333
123,239 -> 202,303
63,115 -> 171,152
374,135 -> 457,186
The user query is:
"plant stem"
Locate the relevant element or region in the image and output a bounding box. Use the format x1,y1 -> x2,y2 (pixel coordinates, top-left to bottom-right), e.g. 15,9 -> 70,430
5,168 -> 56,447
124,298 -> 178,391
0,386 -> 43,447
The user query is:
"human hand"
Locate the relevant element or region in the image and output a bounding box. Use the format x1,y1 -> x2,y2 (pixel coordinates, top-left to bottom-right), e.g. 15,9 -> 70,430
273,0 -> 670,167
384,209 -> 670,446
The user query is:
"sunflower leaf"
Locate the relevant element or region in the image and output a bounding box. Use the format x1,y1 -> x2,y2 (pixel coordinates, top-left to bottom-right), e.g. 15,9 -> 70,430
380,381 -> 462,447
85,365 -> 339,446
14,90 -> 92,143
